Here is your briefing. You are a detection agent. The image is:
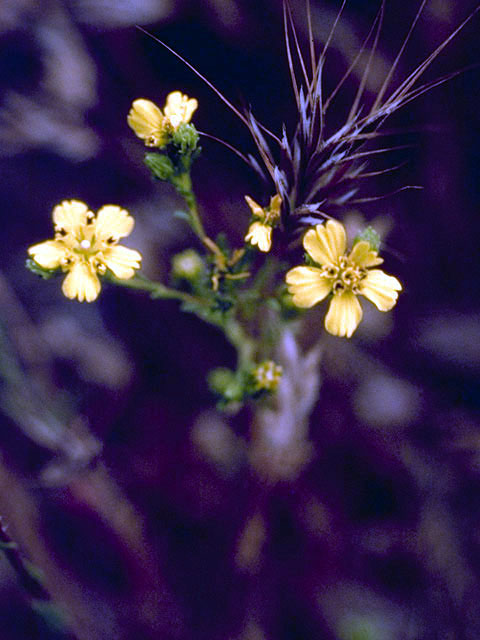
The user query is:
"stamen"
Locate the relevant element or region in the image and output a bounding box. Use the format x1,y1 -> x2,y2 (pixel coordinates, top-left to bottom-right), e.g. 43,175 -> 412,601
324,265 -> 338,278
333,280 -> 345,293
342,268 -> 356,285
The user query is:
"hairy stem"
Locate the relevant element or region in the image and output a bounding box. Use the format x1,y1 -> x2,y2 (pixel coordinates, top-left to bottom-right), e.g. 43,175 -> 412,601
105,272 -> 206,306
172,171 -> 206,239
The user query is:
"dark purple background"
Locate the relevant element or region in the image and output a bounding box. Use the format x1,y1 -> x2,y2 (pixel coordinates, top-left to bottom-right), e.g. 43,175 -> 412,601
0,1 -> 480,638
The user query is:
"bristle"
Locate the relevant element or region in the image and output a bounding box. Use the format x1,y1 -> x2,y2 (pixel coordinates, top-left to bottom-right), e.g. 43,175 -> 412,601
371,0 -> 428,114
135,25 -> 250,128
385,65 -> 480,114
348,0 -> 385,124
319,0 -> 348,65
198,131 -> 261,171
247,112 -> 276,181
383,4 -> 480,111
310,60 -> 324,146
334,144 -> 414,166
285,1 -> 311,98
247,155 -> 269,183
355,162 -> 409,179
306,0 -> 316,78
350,184 -> 422,204
283,2 -> 300,110
323,6 -> 384,114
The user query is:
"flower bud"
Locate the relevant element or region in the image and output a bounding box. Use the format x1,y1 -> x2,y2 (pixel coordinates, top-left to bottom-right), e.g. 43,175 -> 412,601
171,249 -> 204,281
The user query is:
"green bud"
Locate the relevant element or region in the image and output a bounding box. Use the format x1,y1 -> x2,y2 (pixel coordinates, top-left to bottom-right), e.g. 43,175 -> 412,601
353,226 -> 381,252
171,123 -> 199,155
144,153 -> 175,181
25,258 -> 58,279
171,249 -> 204,281
208,367 -> 237,396
277,288 -> 301,317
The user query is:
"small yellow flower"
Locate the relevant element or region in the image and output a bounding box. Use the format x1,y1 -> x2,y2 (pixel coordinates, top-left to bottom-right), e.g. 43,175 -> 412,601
245,221 -> 272,253
127,91 -> 198,147
253,360 -> 283,392
163,91 -> 198,129
244,194 -> 282,252
285,219 -> 402,338
28,200 -> 142,302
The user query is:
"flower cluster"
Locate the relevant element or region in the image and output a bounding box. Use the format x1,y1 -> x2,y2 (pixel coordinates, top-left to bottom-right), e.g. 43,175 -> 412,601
127,91 -> 198,148
28,200 -> 141,302
253,361 -> 283,392
244,194 -> 282,252
286,220 -> 402,338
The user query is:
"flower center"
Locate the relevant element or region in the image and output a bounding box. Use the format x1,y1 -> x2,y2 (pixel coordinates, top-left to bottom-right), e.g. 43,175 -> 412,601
321,255 -> 367,295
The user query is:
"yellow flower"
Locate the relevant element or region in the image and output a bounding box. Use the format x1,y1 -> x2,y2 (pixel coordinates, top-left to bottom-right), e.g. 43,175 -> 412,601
28,200 -> 142,302
285,220 -> 402,338
253,360 -> 283,392
245,221 -> 272,253
163,91 -> 198,129
127,91 -> 198,147
244,194 -> 282,252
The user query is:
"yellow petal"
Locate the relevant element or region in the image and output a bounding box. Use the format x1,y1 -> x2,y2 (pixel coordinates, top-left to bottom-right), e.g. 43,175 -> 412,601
52,200 -> 90,237
303,219 -> 346,266
269,194 -> 282,217
348,241 -> 383,268
164,91 -> 198,128
28,240 -> 67,269
285,266 -> 331,307
358,269 -> 402,311
127,99 -> 166,143
95,205 -> 134,242
102,245 -> 142,279
325,291 -> 363,338
245,222 -> 272,252
244,195 -> 265,220
62,261 -> 100,302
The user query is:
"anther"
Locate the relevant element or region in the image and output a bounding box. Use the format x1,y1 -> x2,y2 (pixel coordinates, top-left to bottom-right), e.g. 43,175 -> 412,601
342,268 -> 356,285
324,265 -> 338,278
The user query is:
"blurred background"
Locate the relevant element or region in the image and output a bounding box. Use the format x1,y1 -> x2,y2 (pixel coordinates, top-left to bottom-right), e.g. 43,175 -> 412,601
0,0 -> 480,638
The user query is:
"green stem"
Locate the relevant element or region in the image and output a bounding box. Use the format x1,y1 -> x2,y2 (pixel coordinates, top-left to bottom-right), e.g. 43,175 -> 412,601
223,318 -> 255,371
172,171 -> 205,239
105,273 -> 206,306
